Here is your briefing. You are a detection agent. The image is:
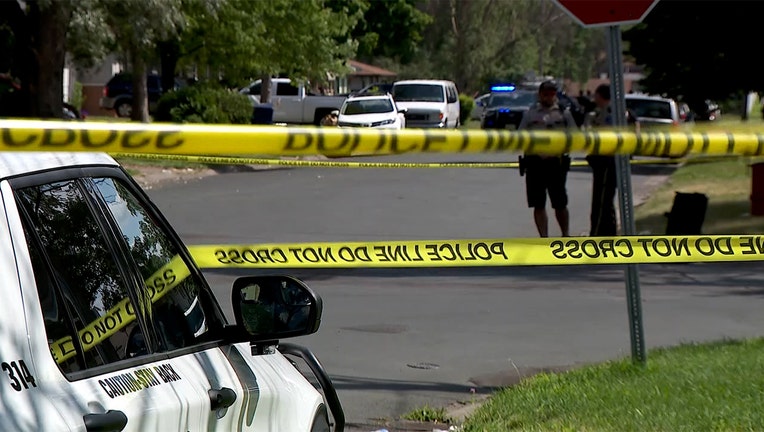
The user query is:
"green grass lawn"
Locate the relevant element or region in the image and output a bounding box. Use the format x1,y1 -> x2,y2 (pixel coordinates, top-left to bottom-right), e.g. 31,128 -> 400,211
462,338 -> 764,432
635,156 -> 764,235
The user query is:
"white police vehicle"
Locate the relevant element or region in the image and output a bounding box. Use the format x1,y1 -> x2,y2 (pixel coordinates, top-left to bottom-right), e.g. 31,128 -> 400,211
0,152 -> 342,431
337,94 -> 406,129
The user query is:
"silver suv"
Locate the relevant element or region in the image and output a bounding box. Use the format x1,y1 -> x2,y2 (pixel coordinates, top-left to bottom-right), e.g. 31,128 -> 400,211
625,93 -> 682,127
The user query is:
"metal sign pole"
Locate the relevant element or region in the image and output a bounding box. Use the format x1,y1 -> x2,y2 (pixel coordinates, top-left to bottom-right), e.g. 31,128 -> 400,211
607,25 -> 646,365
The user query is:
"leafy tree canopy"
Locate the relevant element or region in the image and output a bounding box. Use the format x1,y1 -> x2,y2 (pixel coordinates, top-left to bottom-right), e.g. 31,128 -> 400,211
624,0 -> 764,105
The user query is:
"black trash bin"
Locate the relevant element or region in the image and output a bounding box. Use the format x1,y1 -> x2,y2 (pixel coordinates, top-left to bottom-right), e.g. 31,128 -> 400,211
664,192 -> 708,235
251,103 -> 274,124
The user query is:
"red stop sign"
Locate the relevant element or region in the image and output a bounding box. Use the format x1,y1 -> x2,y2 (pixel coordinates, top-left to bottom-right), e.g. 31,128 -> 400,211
552,0 -> 659,27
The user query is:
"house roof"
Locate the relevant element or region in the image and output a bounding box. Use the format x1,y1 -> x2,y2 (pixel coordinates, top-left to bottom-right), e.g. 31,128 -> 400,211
348,60 -> 397,77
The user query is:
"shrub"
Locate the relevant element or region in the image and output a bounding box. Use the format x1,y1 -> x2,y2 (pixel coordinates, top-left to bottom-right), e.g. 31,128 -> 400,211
155,84 -> 252,124
69,81 -> 84,111
459,93 -> 474,125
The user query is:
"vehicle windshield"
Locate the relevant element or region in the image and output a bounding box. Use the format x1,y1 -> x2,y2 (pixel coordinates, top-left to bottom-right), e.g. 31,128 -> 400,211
342,98 -> 394,115
392,84 -> 445,103
488,91 -> 536,108
626,99 -> 673,119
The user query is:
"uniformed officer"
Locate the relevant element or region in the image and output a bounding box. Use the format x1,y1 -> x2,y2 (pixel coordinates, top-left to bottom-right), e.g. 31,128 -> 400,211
583,84 -> 639,237
518,80 -> 577,238
584,84 -> 618,237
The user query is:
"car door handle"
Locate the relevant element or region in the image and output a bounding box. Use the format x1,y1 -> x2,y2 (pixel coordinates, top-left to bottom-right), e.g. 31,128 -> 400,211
208,387 -> 237,411
83,410 -> 128,432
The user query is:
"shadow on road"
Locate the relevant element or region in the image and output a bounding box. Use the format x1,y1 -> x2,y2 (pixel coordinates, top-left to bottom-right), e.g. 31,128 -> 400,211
328,374 -> 487,395
205,261 -> 764,291
204,164 -> 293,174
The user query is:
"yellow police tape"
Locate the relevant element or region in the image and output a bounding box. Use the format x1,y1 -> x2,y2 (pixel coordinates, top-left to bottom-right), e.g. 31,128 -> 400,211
50,257 -> 191,364
110,152 -> 692,168
187,234 -> 764,269
49,234 -> 764,363
4,119 -> 764,157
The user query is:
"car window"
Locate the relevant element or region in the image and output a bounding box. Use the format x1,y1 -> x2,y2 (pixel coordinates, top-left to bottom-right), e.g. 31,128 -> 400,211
342,98 -> 394,115
24,232 -> 85,375
248,82 -> 261,96
392,84 -> 445,103
91,177 -> 226,352
147,75 -> 162,90
276,82 -> 300,96
488,91 -> 536,108
16,180 -> 146,374
446,86 -> 458,103
626,99 -> 673,119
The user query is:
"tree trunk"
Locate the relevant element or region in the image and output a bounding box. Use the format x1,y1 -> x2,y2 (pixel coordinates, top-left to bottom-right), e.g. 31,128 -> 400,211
0,1 -> 32,117
33,1 -> 73,119
158,40 -> 180,94
130,53 -> 151,122
260,73 -> 272,104
1,1 -> 71,118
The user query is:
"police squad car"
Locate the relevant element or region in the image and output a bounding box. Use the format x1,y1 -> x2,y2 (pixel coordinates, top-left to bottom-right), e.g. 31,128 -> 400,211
0,152 -> 342,431
479,85 -> 537,130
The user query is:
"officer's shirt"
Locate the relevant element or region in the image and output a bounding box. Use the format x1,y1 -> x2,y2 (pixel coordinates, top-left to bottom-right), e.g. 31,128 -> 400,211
519,102 -> 577,157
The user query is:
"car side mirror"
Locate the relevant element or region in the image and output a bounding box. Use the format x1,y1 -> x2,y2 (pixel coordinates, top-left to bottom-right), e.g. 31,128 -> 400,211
398,108 -> 408,114
231,275 -> 322,342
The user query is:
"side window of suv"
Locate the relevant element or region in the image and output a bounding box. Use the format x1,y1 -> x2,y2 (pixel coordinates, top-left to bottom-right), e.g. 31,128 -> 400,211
91,177 -> 226,352
16,180 -> 147,375
24,232 -> 86,375
147,75 -> 162,92
446,85 -> 458,103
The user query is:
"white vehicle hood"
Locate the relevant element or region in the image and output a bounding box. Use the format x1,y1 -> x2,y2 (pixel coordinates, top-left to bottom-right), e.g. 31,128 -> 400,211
339,113 -> 396,124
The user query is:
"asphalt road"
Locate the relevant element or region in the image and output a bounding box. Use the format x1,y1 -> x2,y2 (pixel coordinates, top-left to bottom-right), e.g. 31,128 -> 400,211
147,153 -> 764,431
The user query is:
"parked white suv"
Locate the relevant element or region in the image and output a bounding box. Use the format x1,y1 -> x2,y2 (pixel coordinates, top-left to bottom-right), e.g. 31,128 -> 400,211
392,80 -> 461,128
337,94 -> 406,129
625,93 -> 682,127
0,152 -> 342,431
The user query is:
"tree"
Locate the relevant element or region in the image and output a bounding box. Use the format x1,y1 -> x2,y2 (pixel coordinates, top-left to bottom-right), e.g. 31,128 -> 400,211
624,0 -> 764,111
329,0 -> 432,64
0,0 -> 75,118
173,0 -> 360,103
100,0 -> 187,122
393,0 -> 603,95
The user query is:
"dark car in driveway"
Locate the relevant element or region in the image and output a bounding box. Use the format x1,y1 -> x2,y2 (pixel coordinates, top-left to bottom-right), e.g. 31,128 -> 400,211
480,87 -> 537,130
99,73 -> 181,118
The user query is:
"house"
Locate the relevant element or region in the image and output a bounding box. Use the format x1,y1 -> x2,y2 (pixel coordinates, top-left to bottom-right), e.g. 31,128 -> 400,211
344,60 -> 397,93
66,54 -> 124,117
563,62 -> 645,96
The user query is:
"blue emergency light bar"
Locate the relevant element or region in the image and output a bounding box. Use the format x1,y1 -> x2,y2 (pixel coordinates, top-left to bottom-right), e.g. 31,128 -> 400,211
491,85 -> 516,92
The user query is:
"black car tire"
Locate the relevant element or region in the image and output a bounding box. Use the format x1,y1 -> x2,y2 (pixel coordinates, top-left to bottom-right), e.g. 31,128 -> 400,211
115,100 -> 132,118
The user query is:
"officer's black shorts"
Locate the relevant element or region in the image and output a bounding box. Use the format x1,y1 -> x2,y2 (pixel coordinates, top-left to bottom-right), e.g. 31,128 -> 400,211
524,156 -> 569,210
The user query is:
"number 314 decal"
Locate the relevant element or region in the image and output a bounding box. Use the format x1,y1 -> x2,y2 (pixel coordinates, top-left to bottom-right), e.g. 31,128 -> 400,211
2,360 -> 37,392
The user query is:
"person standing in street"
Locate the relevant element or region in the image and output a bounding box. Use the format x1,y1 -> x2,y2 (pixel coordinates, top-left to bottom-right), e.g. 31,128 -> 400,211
584,84 -> 618,236
583,84 -> 639,237
518,80 -> 577,237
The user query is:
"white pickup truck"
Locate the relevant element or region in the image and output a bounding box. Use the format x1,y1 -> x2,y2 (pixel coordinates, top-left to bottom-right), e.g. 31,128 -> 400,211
240,78 -> 347,125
